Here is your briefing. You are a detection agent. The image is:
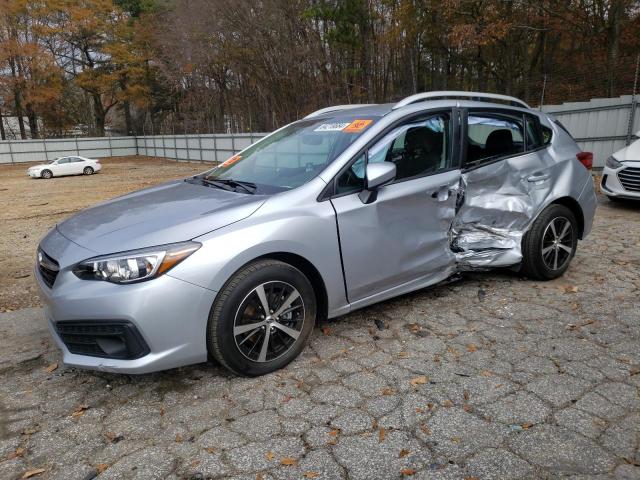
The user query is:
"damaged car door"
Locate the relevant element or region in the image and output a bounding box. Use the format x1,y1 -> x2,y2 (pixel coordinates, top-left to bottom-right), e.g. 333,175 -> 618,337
330,111 -> 461,305
453,109 -> 553,268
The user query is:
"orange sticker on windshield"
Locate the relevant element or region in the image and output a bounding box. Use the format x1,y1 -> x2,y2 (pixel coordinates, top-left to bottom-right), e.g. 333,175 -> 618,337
343,119 -> 373,133
221,154 -> 241,167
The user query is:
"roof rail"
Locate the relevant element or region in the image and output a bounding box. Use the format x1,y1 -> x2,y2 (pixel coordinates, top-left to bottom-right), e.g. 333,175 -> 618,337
304,104 -> 375,119
393,91 -> 530,110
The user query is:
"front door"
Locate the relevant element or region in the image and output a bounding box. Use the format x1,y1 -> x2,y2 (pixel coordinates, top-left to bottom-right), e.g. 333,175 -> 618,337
330,112 -> 461,303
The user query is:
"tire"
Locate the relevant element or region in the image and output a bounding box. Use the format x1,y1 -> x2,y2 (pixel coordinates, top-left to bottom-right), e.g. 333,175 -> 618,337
208,259 -> 316,376
520,204 -> 578,280
83,166 -> 94,175
41,169 -> 53,179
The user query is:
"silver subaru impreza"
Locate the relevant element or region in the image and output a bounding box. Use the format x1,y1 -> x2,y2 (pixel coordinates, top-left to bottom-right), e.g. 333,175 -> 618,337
35,91 -> 597,376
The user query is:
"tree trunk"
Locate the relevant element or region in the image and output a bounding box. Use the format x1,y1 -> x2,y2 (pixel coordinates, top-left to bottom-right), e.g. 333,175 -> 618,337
123,100 -> 133,135
92,93 -> 106,136
26,104 -> 39,139
606,0 -> 623,97
0,108 -> 6,140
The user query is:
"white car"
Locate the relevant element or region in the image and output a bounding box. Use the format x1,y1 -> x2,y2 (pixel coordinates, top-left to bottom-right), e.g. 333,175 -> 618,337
601,132 -> 640,200
27,156 -> 102,179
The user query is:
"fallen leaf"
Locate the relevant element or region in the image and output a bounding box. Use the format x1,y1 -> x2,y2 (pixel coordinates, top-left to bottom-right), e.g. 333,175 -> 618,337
44,363 -> 58,373
464,477 -> 480,480
564,285 -> 579,293
95,464 -> 108,474
420,424 -> 431,435
463,404 -> 473,412
451,436 -> 461,443
410,376 -> 428,386
303,472 -> 320,479
442,400 -> 454,408
466,344 -> 478,352
378,427 -> 386,443
71,405 -> 89,418
205,447 -> 216,453
7,447 -> 26,459
265,451 -> 275,461
399,448 -> 410,458
326,437 -> 338,445
463,389 -> 470,401
400,468 -> 416,476
398,351 -> 409,358
280,457 -> 297,466
175,434 -> 183,443
329,429 -> 340,436
521,423 -> 533,429
22,469 -> 46,479
381,387 -> 395,395
371,418 -> 378,430
256,474 -> 265,480
321,326 -> 331,336
479,370 -> 493,377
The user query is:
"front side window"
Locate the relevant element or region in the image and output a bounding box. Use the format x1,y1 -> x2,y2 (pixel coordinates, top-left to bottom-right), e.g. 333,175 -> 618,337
465,113 -> 524,168
198,115 -> 379,194
368,114 -> 452,180
333,114 -> 452,196
57,157 -> 69,164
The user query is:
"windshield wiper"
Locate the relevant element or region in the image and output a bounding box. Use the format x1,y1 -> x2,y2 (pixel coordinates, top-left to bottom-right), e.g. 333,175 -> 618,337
190,177 -> 235,192
209,178 -> 257,194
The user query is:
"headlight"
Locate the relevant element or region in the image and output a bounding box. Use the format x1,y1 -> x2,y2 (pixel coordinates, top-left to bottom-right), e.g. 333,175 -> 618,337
605,156 -> 622,169
73,241 -> 201,284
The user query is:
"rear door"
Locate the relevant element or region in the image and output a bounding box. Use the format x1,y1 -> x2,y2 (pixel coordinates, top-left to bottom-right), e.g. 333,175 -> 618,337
454,109 -> 553,267
329,110 -> 461,303
54,157 -> 74,175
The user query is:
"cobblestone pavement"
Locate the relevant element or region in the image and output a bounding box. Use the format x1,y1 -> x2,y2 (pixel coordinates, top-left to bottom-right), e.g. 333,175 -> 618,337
0,196 -> 639,480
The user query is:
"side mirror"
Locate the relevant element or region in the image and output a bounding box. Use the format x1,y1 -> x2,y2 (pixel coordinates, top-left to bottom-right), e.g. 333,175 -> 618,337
359,162 -> 396,204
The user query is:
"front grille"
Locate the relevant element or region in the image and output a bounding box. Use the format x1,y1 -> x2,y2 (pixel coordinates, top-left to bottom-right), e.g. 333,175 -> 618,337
618,167 -> 640,192
55,321 -> 150,360
37,249 -> 59,288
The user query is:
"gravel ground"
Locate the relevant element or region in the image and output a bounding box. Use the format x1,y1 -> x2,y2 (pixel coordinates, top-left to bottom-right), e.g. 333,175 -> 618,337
0,167 -> 639,479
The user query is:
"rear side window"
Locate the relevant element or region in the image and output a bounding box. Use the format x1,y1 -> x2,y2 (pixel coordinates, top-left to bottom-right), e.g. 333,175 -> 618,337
465,113 -> 524,168
525,115 -> 544,150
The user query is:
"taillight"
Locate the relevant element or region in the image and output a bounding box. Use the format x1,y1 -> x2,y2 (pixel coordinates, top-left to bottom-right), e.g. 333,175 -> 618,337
576,152 -> 593,170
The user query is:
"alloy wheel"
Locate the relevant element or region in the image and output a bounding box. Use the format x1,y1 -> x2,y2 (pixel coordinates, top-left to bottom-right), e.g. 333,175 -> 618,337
541,216 -> 574,270
233,281 -> 305,363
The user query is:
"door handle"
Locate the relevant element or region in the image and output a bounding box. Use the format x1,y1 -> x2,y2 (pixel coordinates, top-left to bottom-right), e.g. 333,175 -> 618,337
527,172 -> 550,183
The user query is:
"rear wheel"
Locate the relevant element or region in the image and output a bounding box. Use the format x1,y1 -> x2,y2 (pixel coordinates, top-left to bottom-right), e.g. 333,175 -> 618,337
520,204 -> 578,280
208,259 -> 316,376
41,169 -> 53,179
83,166 -> 94,175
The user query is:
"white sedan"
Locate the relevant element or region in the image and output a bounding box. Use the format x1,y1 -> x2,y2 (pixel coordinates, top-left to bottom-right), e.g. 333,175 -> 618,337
27,156 -> 102,179
601,131 -> 640,201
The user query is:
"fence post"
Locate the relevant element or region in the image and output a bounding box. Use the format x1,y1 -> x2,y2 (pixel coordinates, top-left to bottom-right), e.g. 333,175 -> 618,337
42,137 -> 48,161
7,138 -> 14,164
107,133 -> 113,158
75,136 -> 80,156
626,54 -> 639,146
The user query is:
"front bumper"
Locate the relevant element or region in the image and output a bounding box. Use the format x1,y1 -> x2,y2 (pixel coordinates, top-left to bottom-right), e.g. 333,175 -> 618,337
35,244 -> 217,374
601,161 -> 640,199
28,170 -> 41,178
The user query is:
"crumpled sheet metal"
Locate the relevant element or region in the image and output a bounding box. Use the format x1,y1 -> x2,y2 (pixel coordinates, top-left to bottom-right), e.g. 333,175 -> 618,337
450,159 -> 549,270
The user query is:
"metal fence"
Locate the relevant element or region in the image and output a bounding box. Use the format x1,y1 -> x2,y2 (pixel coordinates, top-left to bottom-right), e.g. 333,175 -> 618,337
542,95 -> 639,167
1,94 -> 638,168
0,133 -> 268,165
136,134 -> 266,163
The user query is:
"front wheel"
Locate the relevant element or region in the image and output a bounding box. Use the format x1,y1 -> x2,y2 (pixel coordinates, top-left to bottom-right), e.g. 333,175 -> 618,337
207,259 -> 316,376
41,169 -> 53,179
83,166 -> 94,175
520,204 -> 578,280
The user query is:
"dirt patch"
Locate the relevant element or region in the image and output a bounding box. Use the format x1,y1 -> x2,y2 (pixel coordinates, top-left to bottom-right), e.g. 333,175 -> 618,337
0,156 -> 207,311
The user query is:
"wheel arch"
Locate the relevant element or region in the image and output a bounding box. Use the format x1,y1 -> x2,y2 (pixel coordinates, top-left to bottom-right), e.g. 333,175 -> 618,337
548,196 -> 585,239
254,252 -> 329,323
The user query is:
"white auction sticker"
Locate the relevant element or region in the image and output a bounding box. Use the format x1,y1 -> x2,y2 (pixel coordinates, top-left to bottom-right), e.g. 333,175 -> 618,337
314,122 -> 351,132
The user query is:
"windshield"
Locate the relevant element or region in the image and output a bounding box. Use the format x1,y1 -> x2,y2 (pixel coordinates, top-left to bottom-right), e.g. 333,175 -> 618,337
197,115 -> 379,193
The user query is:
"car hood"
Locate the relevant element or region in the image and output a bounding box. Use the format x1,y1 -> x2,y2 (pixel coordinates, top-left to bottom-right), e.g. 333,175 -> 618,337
614,139 -> 640,162
56,179 -> 267,254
